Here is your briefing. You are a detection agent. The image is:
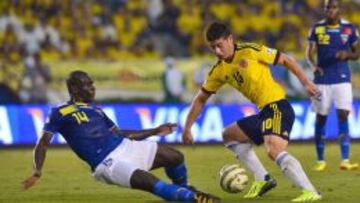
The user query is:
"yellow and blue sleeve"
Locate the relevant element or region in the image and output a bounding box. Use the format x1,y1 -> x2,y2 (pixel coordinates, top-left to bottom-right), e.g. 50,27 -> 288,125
350,25 -> 359,45
308,26 -> 317,42
43,108 -> 61,134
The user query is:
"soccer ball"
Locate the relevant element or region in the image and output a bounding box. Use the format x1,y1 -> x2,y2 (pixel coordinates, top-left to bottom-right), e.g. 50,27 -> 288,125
219,164 -> 248,193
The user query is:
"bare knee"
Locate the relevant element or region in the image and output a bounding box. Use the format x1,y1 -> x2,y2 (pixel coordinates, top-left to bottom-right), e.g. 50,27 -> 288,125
222,128 -> 234,143
222,123 -> 249,143
337,109 -> 349,122
264,136 -> 288,161
170,149 -> 184,166
265,145 -> 281,161
130,169 -> 159,192
162,146 -> 184,167
152,145 -> 184,169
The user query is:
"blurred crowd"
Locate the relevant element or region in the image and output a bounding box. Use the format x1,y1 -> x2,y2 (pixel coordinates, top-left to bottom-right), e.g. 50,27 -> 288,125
0,0 -> 360,104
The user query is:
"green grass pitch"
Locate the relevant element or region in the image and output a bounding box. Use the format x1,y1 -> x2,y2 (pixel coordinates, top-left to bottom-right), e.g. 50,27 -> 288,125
1,143 -> 359,203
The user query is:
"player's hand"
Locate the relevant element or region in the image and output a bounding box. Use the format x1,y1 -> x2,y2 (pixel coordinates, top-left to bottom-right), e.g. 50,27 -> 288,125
156,123 -> 177,136
312,66 -> 324,76
304,80 -> 321,98
336,51 -> 348,60
182,129 -> 194,144
22,174 -> 40,190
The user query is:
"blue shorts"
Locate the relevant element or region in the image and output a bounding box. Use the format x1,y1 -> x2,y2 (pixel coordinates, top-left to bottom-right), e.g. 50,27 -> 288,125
237,99 -> 295,145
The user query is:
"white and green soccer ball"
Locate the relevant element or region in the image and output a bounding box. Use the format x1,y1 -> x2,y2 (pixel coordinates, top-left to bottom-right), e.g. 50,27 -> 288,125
219,164 -> 248,193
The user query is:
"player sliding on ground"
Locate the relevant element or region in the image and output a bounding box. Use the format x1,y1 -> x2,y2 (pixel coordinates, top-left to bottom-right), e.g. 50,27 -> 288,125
182,22 -> 322,202
22,71 -> 220,203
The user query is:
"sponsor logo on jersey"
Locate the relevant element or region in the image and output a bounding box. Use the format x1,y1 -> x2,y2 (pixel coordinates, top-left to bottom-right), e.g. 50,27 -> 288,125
315,26 -> 326,34
327,28 -> 340,33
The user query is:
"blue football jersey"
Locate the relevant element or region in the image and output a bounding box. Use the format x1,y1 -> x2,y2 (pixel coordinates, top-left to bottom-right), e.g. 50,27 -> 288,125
308,19 -> 359,84
43,101 -> 124,171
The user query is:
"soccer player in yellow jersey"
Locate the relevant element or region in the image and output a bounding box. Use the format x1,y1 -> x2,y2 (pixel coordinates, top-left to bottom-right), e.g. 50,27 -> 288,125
182,22 -> 322,202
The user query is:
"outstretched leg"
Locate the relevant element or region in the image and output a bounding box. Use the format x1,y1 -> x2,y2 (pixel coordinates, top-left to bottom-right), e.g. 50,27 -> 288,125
223,123 -> 269,181
264,135 -> 321,202
223,122 -> 276,198
150,144 -> 220,202
93,140 -> 220,202
151,145 -> 188,187
131,165 -> 220,202
130,169 -> 197,201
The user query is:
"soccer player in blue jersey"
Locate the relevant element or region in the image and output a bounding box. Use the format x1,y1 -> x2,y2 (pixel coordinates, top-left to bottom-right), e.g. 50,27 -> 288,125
22,71 -> 220,203
306,0 -> 359,171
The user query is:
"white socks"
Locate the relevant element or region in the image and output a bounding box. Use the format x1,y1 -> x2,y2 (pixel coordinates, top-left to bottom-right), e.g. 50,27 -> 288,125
276,151 -> 317,192
225,141 -> 268,181
226,142 -> 318,192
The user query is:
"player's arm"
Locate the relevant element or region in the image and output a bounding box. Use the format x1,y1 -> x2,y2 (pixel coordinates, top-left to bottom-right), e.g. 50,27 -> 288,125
277,53 -> 320,97
336,26 -> 359,60
111,123 -> 177,141
22,131 -> 53,189
182,89 -> 211,144
336,42 -> 360,61
306,42 -> 323,75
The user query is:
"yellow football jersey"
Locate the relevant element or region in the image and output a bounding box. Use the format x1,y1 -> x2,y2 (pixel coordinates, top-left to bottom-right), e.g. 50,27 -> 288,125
202,42 -> 285,109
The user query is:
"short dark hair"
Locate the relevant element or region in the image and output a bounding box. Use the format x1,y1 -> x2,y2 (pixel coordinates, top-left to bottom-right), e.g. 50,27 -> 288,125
66,70 -> 89,96
206,22 -> 231,42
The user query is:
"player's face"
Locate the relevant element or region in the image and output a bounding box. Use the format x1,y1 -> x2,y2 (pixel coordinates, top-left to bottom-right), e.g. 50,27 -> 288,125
74,75 -> 96,103
324,0 -> 340,21
209,35 -> 234,60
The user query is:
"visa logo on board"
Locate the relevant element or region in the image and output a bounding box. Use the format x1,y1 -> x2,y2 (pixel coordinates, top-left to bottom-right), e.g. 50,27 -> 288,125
1,103 -> 360,145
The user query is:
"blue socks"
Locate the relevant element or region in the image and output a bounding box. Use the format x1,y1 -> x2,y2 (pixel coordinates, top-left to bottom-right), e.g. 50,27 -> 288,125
153,180 -> 194,201
315,114 -> 352,161
339,120 -> 350,160
315,120 -> 326,161
165,163 -> 188,187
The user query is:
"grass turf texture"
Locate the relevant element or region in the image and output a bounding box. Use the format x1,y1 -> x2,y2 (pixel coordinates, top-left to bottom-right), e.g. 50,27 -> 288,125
1,143 -> 359,203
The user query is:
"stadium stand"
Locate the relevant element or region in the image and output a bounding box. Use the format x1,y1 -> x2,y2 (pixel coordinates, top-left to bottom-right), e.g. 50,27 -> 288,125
0,0 -> 359,103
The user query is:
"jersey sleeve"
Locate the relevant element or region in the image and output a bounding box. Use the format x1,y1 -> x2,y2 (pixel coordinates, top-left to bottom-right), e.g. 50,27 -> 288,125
349,25 -> 359,45
95,107 -> 116,129
308,26 -> 317,42
104,113 -> 116,129
43,108 -> 61,134
254,45 -> 280,65
201,66 -> 224,94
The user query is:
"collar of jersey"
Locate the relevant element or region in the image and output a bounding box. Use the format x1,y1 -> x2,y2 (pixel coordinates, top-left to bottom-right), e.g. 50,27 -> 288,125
327,24 -> 340,29
75,102 -> 89,106
69,100 -> 89,106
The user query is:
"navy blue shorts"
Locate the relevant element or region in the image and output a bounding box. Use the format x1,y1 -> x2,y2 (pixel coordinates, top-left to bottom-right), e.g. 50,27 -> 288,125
237,99 -> 295,145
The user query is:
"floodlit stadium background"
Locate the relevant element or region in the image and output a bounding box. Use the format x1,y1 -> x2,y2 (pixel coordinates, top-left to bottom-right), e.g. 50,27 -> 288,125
0,0 -> 360,145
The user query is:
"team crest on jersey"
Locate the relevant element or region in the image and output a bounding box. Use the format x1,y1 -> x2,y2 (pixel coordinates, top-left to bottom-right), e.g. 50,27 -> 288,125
341,34 -> 349,44
239,59 -> 248,68
341,27 -> 352,44
233,71 -> 244,85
